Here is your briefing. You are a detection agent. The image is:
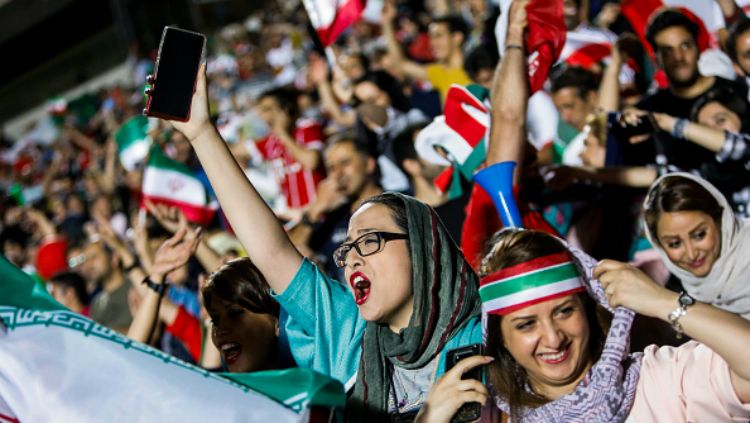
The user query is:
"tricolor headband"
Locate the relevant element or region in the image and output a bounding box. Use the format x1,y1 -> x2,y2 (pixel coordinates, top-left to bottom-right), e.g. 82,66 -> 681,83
479,252 -> 585,316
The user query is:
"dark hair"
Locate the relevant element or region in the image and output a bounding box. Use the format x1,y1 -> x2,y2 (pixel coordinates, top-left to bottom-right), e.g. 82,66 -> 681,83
550,66 -> 599,99
50,271 -> 90,306
325,130 -> 375,158
432,14 -> 469,41
391,123 -> 429,175
480,229 -> 607,414
359,193 -> 409,234
353,71 -> 410,112
0,225 -> 29,249
727,18 -> 750,63
645,9 -> 699,52
201,258 -> 279,317
690,85 -> 750,133
644,176 -> 723,246
258,87 -> 299,118
464,46 -> 499,82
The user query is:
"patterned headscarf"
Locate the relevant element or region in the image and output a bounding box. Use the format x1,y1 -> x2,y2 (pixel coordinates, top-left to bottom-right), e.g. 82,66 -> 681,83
490,239 -> 643,422
349,192 -> 482,421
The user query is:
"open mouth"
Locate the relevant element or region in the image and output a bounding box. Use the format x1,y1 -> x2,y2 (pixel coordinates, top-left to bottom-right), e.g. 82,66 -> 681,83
220,342 -> 242,365
538,344 -> 571,365
349,271 -> 371,306
687,257 -> 705,269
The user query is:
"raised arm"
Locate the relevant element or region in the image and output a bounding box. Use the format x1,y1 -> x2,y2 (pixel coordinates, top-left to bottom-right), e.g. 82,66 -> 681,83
127,227 -> 200,343
168,64 -> 303,294
487,0 -> 530,182
381,0 -> 428,81
595,260 -> 750,403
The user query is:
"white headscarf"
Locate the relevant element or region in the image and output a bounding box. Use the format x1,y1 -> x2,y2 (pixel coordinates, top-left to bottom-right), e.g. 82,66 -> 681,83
644,172 -> 750,319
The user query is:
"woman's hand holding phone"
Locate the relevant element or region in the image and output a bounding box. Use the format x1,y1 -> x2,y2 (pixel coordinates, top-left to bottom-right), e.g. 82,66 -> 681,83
415,355 -> 493,423
167,63 -> 214,143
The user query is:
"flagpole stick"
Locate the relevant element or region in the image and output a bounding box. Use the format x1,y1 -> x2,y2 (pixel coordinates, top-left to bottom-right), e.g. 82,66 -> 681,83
324,46 -> 337,69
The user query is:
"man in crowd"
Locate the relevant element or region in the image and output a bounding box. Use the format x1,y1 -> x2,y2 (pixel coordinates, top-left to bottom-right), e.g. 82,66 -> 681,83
76,241 -> 133,333
381,0 -> 470,103
289,134 -> 382,280
251,88 -> 325,211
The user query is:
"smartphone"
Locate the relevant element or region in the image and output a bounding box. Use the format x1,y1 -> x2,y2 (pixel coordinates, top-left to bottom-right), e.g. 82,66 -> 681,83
144,26 -> 206,121
607,112 -> 656,143
445,344 -> 484,423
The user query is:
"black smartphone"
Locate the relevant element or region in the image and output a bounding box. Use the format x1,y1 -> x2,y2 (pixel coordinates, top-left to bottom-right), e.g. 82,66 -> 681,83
144,26 -> 206,121
607,111 -> 656,142
445,344 -> 484,423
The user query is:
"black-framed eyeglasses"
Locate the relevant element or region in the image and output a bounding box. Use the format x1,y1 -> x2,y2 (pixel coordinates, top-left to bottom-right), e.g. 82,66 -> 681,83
332,231 -> 409,268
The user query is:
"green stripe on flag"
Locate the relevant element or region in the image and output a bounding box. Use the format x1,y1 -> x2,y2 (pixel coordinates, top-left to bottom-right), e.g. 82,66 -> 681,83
220,368 -> 345,411
148,144 -> 194,176
115,116 -> 149,151
0,256 -> 66,313
479,263 -> 579,302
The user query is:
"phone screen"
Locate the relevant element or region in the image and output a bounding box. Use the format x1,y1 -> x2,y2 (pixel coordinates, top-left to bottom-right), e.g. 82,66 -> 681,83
145,27 -> 205,121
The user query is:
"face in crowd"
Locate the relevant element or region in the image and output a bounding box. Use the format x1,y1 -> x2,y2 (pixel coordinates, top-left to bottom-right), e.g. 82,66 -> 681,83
552,88 -> 596,132
656,210 -> 721,277
338,202 -> 413,333
208,295 -> 277,373
500,294 -> 593,398
323,140 -> 376,199
654,26 -> 700,88
695,101 -> 742,133
428,22 -> 462,63
732,29 -> 750,77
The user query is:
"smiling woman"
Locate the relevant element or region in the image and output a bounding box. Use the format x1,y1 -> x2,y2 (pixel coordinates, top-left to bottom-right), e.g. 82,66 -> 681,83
643,173 -> 750,319
433,228 -> 750,422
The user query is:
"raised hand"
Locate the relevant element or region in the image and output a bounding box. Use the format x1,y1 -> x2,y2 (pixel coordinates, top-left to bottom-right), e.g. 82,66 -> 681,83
144,200 -> 188,234
168,63 -> 214,142
594,259 -> 673,318
151,227 -> 202,280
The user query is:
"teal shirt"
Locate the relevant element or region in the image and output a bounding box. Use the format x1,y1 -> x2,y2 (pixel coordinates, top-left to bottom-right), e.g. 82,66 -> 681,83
274,259 -> 483,388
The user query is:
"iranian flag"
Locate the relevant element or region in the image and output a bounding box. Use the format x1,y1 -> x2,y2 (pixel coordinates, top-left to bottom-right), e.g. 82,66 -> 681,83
115,115 -> 152,171
302,0 -> 366,46
0,256 -> 344,422
141,145 -> 217,226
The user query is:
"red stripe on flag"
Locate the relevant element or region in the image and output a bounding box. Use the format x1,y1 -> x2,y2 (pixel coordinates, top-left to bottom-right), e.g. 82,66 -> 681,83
141,195 -> 216,226
480,251 -> 574,287
315,0 -> 365,46
565,43 -> 612,68
488,287 -> 587,316
0,413 -> 20,423
620,0 -> 663,59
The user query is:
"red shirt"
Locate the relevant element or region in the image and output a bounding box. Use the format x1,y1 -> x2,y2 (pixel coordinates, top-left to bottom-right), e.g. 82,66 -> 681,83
255,119 -> 324,209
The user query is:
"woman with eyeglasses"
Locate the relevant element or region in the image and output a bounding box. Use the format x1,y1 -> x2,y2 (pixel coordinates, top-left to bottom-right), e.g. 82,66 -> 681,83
167,64 -> 482,420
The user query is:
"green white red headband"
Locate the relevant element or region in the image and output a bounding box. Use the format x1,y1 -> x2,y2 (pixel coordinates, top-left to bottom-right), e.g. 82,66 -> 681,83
479,252 -> 585,316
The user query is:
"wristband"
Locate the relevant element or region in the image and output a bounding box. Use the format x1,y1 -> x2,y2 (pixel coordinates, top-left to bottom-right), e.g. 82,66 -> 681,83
142,276 -> 168,296
505,44 -> 524,52
671,118 -> 688,139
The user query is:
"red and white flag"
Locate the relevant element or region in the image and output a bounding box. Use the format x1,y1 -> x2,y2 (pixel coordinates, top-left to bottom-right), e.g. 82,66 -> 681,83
141,145 -> 217,226
302,0 -> 366,46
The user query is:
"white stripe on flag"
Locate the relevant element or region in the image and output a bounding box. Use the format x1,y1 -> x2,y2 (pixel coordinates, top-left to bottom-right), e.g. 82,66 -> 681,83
142,166 -> 207,206
481,278 -> 583,314
0,307 -> 305,422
